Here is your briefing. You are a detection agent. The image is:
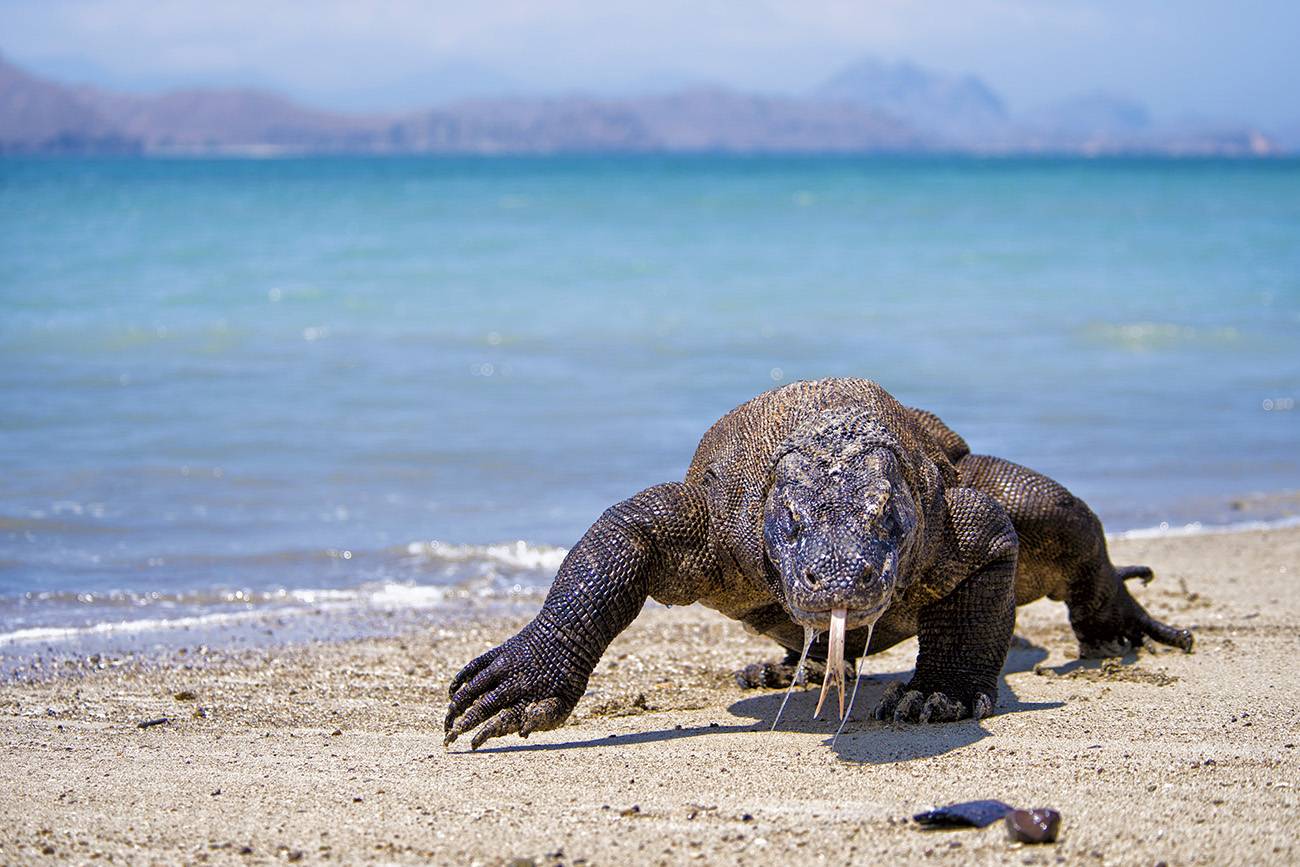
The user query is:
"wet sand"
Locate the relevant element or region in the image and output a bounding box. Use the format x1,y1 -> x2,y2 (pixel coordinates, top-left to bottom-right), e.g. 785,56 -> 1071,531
2,526 -> 1298,865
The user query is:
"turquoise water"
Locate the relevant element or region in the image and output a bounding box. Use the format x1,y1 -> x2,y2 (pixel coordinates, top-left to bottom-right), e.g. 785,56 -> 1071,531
1,156 -> 1298,647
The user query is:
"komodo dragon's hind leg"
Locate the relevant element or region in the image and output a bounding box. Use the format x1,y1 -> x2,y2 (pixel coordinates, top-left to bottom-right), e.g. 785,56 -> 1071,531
905,406 -> 1193,658
1065,560 -> 1194,657
957,453 -> 1194,657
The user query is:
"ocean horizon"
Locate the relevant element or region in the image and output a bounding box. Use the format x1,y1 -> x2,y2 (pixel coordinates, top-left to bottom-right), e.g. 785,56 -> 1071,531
2,154 -> 1297,658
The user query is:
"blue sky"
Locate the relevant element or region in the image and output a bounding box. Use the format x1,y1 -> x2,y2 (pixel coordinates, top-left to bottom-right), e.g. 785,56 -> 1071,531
2,1 -> 1296,129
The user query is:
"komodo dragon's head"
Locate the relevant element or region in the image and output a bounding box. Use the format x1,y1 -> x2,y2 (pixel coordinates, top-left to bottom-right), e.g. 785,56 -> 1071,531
761,409 -> 932,719
762,409 -> 925,635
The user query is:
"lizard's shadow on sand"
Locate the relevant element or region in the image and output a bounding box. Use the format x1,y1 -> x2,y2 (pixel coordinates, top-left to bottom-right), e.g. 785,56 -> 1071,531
469,639 -> 1062,762
724,637 -> 1062,764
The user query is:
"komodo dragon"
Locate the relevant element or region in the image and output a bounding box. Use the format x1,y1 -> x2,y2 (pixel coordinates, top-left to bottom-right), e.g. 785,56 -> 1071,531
445,378 -> 1192,749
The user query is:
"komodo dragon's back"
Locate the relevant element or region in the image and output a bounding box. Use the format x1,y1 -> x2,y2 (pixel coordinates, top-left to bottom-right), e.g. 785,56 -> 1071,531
682,378 -> 958,580
685,377 -> 958,485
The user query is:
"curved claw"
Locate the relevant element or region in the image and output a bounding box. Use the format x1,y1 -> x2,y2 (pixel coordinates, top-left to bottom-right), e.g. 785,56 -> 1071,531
918,692 -> 964,723
1140,614 -> 1194,653
445,644 -> 521,745
872,680 -> 992,723
444,629 -> 582,750
469,707 -> 523,750
873,681 -> 908,721
892,689 -> 926,722
1116,565 -> 1154,584
449,648 -> 495,697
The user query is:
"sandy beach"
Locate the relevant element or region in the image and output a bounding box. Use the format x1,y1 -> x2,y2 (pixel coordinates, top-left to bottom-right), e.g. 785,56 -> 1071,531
2,525 -> 1298,866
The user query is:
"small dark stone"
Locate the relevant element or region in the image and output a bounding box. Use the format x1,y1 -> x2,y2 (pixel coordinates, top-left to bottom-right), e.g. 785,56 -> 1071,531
619,805 -> 640,817
173,690 -> 197,701
741,813 -> 754,822
137,717 -> 170,729
913,800 -> 1012,828
1004,808 -> 1062,844
286,851 -> 304,862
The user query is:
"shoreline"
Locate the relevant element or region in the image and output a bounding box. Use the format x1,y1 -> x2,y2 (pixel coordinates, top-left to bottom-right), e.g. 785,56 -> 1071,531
4,508 -> 1299,672
2,525 -> 1299,864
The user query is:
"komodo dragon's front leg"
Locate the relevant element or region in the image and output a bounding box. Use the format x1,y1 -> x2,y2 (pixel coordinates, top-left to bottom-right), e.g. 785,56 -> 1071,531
875,487 -> 1019,723
444,482 -> 716,749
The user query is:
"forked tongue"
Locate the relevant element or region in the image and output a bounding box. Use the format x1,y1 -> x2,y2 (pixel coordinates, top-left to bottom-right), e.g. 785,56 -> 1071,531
770,626 -> 817,732
832,616 -> 880,746
814,608 -> 848,719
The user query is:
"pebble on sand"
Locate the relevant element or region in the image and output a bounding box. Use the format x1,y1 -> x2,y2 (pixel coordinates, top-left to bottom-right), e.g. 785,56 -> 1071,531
1004,808 -> 1062,844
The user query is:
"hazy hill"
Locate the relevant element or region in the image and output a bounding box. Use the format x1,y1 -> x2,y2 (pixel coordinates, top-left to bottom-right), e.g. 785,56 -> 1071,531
621,87 -> 917,152
0,52 -> 1282,156
813,57 -> 1007,145
1023,92 -> 1151,138
73,85 -> 390,153
0,55 -> 136,152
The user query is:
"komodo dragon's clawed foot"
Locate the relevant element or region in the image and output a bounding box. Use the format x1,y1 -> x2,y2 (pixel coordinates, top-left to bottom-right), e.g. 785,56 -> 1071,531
873,680 -> 994,724
1073,569 -> 1195,659
734,652 -> 825,689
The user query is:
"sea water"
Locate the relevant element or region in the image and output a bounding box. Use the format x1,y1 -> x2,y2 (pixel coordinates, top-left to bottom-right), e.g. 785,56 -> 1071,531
2,156 -> 1297,652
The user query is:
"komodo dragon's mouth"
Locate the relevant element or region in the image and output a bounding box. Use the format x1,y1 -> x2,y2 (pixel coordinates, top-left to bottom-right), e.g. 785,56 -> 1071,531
771,602 -> 888,735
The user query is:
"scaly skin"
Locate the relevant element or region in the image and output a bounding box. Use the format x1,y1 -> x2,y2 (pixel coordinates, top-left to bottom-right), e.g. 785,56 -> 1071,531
445,379 -> 1192,748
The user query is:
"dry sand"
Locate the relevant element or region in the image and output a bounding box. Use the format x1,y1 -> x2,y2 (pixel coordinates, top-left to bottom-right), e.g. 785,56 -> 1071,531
2,526 -> 1298,865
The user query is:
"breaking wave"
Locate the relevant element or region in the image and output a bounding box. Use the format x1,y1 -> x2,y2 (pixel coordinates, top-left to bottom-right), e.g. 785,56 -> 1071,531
0,538 -> 567,649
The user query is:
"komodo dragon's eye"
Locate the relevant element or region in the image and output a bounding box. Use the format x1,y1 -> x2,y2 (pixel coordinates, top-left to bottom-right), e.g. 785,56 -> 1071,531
785,508 -> 801,540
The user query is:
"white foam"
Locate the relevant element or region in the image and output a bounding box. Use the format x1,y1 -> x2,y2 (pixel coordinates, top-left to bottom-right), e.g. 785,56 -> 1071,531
403,539 -> 568,572
1,582 -> 454,647
0,607 -> 283,646
285,587 -> 363,605
365,583 -> 449,609
1110,514 -> 1300,540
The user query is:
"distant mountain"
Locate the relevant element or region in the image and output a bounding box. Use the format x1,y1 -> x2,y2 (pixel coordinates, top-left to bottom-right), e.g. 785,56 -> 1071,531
72,85 -> 389,153
1011,92 -> 1279,156
0,55 -> 917,155
1023,92 -> 1150,139
0,55 -> 137,153
390,95 -> 657,153
0,52 -> 1283,156
387,88 -> 918,154
813,58 -> 1008,145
